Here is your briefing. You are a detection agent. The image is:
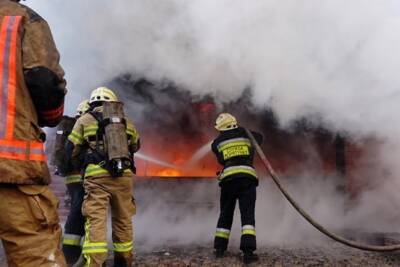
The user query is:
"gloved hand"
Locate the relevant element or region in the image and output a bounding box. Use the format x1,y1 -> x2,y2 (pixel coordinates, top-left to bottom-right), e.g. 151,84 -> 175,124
25,67 -> 66,127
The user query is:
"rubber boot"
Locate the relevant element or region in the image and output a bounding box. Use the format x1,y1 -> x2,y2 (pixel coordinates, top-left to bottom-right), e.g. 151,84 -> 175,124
114,256 -> 129,267
63,245 -> 82,266
214,249 -> 225,258
243,251 -> 259,264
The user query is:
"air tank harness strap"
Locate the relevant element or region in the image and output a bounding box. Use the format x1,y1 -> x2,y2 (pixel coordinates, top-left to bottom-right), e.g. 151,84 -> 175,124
85,111 -> 131,178
98,117 -> 127,131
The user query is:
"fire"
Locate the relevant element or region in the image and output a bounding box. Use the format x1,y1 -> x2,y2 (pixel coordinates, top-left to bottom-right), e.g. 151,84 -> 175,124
155,169 -> 182,177
135,140 -> 220,178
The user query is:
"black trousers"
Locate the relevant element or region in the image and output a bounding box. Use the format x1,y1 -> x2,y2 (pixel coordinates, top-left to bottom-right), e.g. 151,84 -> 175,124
214,178 -> 257,252
62,182 -> 85,264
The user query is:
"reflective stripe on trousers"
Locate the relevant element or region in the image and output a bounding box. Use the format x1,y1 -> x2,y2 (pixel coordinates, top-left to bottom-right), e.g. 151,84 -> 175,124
83,219 -> 107,267
113,241 -> 133,252
63,233 -> 83,247
82,219 -> 108,254
65,174 -> 83,184
0,16 -> 46,162
215,228 -> 230,239
242,225 -> 256,236
82,242 -> 108,254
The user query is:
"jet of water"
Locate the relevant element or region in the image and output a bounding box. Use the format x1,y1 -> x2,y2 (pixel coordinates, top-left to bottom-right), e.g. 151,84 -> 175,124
135,152 -> 177,169
184,140 -> 213,169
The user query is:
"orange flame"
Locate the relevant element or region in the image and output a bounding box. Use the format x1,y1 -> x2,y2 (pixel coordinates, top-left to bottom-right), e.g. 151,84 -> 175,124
155,169 -> 182,177
135,132 -> 219,178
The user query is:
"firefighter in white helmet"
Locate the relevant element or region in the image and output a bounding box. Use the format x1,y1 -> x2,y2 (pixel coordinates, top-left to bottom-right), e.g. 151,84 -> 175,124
68,87 -> 139,266
53,100 -> 90,265
211,113 -> 263,264
76,99 -> 90,117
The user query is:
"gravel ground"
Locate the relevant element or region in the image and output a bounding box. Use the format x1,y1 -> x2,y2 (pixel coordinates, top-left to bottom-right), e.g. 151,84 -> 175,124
1,242 -> 400,266
1,178 -> 400,266
133,243 -> 400,267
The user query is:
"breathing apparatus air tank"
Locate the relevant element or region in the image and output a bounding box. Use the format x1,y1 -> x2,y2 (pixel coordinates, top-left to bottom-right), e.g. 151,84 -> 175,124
102,101 -> 132,177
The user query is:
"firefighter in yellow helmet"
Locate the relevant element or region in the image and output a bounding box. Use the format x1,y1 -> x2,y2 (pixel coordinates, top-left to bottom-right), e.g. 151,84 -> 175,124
68,87 -> 139,267
212,113 -> 263,264
52,100 -> 90,265
0,1 -> 67,266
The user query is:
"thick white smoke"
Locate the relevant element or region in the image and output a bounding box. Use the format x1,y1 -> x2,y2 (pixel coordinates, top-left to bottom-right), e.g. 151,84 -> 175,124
28,0 -> 400,249
29,0 -> 400,134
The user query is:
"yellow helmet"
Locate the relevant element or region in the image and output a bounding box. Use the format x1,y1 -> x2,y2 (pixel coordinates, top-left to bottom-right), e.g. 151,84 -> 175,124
215,113 -> 238,131
76,100 -> 90,117
89,86 -> 118,104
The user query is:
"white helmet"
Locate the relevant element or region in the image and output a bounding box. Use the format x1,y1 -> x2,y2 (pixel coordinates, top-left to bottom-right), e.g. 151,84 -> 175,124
76,100 -> 90,117
215,113 -> 238,131
89,86 -> 118,104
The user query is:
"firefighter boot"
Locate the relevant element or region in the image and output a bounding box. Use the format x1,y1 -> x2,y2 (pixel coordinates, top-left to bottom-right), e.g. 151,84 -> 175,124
113,254 -> 131,267
63,245 -> 81,265
214,249 -> 225,258
243,251 -> 258,264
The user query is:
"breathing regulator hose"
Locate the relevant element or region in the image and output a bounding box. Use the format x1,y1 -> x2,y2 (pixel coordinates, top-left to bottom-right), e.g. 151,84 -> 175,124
245,129 -> 400,252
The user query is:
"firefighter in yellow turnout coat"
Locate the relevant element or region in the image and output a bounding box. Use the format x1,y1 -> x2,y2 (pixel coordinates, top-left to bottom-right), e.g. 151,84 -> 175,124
0,0 -> 67,266
68,87 -> 139,267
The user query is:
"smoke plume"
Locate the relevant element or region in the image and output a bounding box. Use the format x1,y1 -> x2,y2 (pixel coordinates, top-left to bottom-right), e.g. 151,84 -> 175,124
29,0 -> 400,249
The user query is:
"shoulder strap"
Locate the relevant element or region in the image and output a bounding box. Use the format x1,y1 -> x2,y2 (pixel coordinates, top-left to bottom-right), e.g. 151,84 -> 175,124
88,111 -> 102,123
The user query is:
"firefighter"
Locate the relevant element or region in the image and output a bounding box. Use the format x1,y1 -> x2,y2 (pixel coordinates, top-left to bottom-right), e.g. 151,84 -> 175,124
60,100 -> 90,265
68,87 -> 139,267
211,113 -> 263,264
0,0 -> 67,266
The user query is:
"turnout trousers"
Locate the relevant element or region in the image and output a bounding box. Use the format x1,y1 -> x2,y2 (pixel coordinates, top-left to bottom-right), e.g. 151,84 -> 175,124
0,184 -> 66,267
214,178 -> 257,253
62,182 -> 85,265
82,176 -> 136,267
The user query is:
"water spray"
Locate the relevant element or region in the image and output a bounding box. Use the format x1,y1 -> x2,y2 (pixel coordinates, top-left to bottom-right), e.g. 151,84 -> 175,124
184,140 -> 213,169
135,152 -> 178,169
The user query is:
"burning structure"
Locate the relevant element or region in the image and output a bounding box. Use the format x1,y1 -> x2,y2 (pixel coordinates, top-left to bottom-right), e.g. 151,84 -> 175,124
105,75 -> 371,198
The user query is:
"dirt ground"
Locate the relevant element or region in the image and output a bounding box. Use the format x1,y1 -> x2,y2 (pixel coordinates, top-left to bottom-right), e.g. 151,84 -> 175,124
2,179 -> 400,266
1,242 -> 400,266
133,244 -> 400,267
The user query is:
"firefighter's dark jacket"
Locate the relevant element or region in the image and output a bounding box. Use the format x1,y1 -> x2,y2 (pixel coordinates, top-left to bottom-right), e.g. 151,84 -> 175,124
212,127 -> 263,186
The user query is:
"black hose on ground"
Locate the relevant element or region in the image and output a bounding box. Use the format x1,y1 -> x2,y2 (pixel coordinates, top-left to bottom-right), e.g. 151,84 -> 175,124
245,129 -> 400,252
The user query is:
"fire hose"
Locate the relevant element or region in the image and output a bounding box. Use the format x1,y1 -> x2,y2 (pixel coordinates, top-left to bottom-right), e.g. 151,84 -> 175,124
245,129 -> 400,252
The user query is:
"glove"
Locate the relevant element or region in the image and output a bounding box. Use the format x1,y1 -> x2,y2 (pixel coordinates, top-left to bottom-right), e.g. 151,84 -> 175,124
24,67 -> 66,127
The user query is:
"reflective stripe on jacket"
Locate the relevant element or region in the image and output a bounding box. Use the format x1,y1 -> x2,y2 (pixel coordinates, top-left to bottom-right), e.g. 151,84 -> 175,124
217,137 -> 251,161
212,127 -> 263,184
218,165 -> 258,181
84,163 -> 133,179
0,7 -> 64,184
